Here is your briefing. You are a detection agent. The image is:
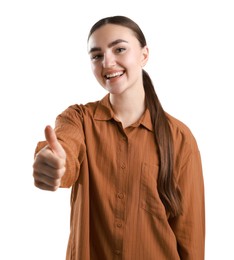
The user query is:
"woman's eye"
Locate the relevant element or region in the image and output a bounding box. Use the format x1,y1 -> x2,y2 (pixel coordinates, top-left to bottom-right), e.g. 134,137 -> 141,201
91,54 -> 103,61
116,47 -> 126,53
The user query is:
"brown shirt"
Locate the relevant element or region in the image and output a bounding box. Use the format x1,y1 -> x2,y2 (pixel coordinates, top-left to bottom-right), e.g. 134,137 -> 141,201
36,94 -> 205,260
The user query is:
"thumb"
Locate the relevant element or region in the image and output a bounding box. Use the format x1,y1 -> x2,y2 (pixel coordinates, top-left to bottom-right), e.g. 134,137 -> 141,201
44,125 -> 66,158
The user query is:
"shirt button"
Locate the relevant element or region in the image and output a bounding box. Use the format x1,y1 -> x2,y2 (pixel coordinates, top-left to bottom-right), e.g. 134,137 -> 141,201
121,136 -> 127,142
121,163 -> 126,169
116,222 -> 122,228
114,249 -> 121,255
117,192 -> 124,199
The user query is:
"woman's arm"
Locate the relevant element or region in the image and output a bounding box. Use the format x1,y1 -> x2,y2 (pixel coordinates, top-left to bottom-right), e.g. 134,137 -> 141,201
169,149 -> 205,260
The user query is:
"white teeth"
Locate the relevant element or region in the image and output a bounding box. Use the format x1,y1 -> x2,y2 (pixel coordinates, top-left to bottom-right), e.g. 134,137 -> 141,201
105,71 -> 123,79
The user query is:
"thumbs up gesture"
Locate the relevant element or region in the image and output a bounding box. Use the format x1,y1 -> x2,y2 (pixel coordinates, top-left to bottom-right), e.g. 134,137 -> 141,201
33,126 -> 66,191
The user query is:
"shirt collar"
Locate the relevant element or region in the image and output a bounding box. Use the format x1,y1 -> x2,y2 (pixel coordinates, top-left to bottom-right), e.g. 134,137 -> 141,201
94,94 -> 114,121
94,94 -> 154,132
138,108 -> 154,132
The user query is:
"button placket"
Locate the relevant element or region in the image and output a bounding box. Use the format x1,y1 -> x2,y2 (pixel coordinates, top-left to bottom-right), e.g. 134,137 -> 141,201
113,131 -> 128,257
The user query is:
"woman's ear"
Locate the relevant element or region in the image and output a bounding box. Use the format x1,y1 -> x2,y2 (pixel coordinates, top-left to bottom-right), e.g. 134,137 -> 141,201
141,46 -> 149,67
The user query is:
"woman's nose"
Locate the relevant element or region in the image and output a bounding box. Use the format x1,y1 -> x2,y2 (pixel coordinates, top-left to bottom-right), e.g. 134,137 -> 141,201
102,53 -> 116,68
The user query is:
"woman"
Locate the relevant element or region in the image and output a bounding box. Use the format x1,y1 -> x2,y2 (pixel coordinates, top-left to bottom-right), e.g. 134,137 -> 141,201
33,15 -> 205,259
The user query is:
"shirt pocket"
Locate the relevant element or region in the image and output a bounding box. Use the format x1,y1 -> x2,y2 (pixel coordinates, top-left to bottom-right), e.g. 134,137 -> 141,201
139,163 -> 167,219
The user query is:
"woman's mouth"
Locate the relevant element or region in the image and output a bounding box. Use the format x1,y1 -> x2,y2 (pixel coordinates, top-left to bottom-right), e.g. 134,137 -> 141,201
104,71 -> 124,80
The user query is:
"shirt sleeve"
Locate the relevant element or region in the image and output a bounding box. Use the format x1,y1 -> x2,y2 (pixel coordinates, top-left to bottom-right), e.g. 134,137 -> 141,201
34,105 -> 86,188
169,143 -> 205,260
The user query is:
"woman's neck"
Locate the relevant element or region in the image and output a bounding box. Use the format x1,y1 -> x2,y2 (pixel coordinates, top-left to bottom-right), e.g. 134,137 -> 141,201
109,85 -> 145,128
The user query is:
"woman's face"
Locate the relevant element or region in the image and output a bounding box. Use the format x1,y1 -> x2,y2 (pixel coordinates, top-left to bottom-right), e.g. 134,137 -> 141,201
88,24 -> 148,95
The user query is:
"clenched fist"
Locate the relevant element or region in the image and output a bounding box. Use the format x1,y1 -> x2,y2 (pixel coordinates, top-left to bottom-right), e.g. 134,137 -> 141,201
33,125 -> 66,191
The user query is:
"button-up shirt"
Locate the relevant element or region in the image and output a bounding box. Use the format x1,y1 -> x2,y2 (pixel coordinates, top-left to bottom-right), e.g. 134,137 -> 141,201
35,94 -> 205,260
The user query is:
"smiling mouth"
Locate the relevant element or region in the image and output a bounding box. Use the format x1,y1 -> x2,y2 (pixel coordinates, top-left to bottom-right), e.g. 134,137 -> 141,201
104,71 -> 124,80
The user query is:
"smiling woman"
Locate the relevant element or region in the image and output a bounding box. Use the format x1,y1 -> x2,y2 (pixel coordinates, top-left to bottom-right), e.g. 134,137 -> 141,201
33,15 -> 205,260
88,24 -> 148,100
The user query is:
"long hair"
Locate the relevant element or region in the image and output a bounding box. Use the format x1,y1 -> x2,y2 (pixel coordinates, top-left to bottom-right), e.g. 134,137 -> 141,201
88,16 -> 182,217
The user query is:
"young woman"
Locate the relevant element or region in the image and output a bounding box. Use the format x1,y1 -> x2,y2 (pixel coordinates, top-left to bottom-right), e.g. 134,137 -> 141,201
33,16 -> 205,259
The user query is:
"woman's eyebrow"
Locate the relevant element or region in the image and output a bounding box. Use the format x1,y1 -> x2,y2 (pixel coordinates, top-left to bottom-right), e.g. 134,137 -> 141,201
108,39 -> 128,48
89,39 -> 128,54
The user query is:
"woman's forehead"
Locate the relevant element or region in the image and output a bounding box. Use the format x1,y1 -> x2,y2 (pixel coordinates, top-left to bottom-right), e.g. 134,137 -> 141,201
88,24 -> 136,49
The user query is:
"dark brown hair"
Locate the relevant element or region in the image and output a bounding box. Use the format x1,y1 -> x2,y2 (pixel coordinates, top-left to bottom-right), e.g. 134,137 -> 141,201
88,16 -> 182,217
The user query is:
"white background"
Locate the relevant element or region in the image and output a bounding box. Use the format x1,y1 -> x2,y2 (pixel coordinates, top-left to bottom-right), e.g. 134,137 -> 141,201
0,0 -> 233,259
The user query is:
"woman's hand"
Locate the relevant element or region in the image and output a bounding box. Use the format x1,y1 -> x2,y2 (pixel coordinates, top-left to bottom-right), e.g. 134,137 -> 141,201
33,125 -> 66,191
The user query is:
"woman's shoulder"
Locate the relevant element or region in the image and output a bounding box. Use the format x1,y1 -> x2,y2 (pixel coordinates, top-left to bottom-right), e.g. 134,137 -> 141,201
59,97 -> 104,120
68,100 -> 100,115
166,112 -> 192,135
166,112 -> 199,154
60,94 -> 112,123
